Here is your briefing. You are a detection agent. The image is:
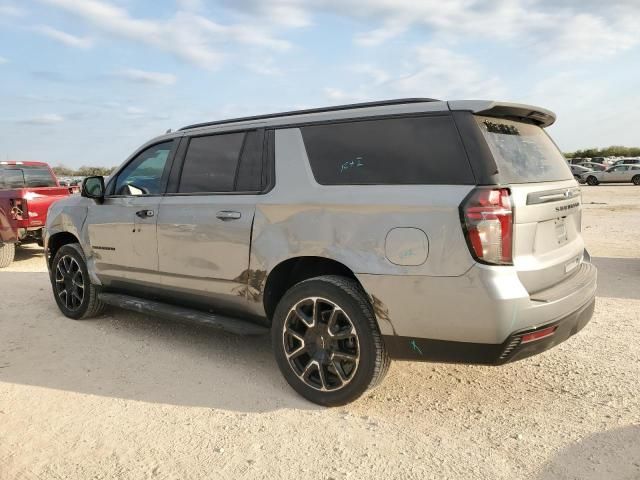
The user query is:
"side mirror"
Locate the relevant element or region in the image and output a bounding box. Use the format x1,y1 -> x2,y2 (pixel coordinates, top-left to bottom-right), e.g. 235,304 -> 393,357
81,176 -> 105,203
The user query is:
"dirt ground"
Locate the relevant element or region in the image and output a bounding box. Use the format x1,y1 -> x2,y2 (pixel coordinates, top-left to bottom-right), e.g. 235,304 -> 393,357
1,185 -> 639,480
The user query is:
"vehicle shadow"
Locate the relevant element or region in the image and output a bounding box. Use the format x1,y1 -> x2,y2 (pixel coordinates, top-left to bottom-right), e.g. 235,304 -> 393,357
2,256 -> 636,413
13,244 -> 46,264
0,271 -> 318,413
535,425 -> 640,480
592,256 -> 640,301
581,183 -> 638,187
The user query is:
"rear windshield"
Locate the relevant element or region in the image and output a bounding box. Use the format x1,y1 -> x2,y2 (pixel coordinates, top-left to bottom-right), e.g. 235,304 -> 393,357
0,165 -> 57,189
476,116 -> 573,183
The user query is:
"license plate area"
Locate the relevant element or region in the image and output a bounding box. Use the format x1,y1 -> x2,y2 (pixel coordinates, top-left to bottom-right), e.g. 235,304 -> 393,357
554,217 -> 568,245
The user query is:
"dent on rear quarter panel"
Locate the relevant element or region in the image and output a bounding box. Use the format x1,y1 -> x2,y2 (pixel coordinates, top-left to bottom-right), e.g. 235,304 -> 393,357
245,128 -> 476,334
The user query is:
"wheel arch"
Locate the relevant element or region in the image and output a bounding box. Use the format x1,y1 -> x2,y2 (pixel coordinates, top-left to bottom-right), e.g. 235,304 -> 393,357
263,256 -> 362,323
47,231 -> 80,269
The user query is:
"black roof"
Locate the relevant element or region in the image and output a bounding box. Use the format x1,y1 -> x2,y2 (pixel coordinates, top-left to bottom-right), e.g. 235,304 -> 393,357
178,98 -> 440,131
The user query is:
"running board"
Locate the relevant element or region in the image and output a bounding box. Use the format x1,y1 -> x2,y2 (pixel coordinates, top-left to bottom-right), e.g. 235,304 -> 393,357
98,293 -> 269,336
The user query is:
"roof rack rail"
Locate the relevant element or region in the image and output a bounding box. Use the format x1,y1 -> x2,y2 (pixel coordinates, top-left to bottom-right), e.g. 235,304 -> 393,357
178,97 -> 440,131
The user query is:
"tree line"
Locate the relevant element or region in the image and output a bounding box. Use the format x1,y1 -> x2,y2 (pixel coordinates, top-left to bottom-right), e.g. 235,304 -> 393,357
564,146 -> 640,159
52,145 -> 640,175
52,165 -> 117,177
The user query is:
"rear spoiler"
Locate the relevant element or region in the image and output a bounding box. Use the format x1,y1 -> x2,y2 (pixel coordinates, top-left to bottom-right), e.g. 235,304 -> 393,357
448,100 -> 556,127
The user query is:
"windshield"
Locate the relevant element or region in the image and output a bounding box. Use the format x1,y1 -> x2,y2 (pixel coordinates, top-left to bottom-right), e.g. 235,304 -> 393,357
0,165 -> 58,188
476,116 -> 573,183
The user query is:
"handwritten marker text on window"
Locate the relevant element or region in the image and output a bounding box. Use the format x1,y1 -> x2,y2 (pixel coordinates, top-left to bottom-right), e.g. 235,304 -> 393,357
340,157 -> 364,173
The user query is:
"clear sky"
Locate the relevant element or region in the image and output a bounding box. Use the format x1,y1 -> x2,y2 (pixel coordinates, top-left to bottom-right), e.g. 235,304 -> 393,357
1,0 -> 639,167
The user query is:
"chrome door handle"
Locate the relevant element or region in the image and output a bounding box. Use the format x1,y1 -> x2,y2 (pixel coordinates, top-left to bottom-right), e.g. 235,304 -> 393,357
136,209 -> 154,218
216,210 -> 241,220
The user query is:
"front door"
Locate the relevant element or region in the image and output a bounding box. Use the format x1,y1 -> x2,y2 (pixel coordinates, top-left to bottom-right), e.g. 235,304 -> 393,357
86,141 -> 175,285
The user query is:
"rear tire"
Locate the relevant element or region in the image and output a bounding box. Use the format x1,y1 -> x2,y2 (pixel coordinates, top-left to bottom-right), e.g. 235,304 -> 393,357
50,243 -> 105,319
633,175 -> 640,185
271,275 -> 390,406
0,242 -> 15,268
586,175 -> 599,186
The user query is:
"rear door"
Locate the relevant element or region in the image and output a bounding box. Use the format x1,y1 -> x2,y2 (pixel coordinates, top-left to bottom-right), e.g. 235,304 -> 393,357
475,116 -> 584,294
156,129 -> 267,313
87,141 -> 176,284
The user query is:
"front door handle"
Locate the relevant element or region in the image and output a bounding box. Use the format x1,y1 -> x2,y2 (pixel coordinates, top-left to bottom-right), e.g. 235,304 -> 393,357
216,210 -> 241,221
136,209 -> 154,218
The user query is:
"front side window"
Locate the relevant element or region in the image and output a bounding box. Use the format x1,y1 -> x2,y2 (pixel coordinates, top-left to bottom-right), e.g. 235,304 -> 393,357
301,116 -> 474,185
114,142 -> 173,196
178,132 -> 245,193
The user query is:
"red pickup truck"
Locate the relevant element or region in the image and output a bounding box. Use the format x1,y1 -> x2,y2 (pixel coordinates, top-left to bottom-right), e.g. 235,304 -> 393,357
0,161 -> 72,268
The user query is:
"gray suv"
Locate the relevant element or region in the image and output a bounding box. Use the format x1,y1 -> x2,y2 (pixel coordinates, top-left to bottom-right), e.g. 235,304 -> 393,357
45,99 -> 597,406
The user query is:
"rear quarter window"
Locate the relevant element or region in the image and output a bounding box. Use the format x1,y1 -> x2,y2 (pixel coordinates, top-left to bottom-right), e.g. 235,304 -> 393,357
300,115 -> 474,185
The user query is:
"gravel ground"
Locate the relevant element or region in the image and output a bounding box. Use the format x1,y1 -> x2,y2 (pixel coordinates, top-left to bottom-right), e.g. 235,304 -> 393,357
1,185 -> 639,480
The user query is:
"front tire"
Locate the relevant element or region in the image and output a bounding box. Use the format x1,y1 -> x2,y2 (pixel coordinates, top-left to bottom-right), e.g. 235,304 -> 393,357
0,242 -> 15,268
586,175 -> 599,186
633,175 -> 640,185
272,275 -> 390,406
50,243 -> 105,319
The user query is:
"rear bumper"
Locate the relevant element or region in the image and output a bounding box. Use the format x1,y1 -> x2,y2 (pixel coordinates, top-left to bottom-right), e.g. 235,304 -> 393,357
357,252 -> 597,343
383,296 -> 595,365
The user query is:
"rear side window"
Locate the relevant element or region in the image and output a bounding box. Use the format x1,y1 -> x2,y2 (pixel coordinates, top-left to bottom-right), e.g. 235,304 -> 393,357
301,116 -> 474,185
178,130 -> 266,193
476,116 -> 572,184
179,133 -> 245,193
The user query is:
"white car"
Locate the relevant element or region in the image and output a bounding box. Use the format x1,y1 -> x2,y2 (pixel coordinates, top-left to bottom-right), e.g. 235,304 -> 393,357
580,164 -> 640,186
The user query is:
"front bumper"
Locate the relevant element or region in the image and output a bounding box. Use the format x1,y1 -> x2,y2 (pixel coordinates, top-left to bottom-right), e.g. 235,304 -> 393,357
383,296 -> 595,365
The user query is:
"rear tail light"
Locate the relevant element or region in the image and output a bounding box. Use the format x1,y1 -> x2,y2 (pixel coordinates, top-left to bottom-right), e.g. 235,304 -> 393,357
9,198 -> 27,221
460,188 -> 513,265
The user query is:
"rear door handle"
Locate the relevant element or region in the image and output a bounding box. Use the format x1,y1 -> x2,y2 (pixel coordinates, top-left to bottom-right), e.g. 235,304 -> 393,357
216,210 -> 241,221
135,209 -> 154,218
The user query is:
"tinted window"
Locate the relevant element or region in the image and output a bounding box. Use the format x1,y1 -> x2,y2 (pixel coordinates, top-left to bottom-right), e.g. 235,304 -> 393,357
301,116 -> 474,185
179,133 -> 245,193
235,130 -> 265,191
476,116 -> 572,184
0,165 -> 57,188
114,141 -> 173,195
